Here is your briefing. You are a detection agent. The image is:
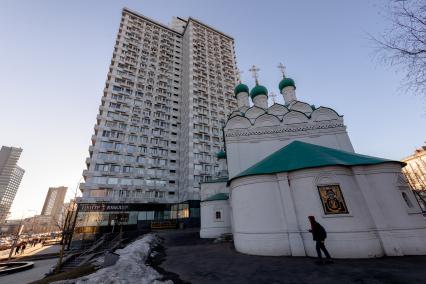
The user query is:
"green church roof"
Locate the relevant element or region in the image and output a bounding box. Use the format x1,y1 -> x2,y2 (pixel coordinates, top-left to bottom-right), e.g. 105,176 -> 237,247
279,78 -> 296,92
216,150 -> 227,159
202,192 -> 229,202
234,83 -> 249,96
250,85 -> 268,99
229,141 -> 404,184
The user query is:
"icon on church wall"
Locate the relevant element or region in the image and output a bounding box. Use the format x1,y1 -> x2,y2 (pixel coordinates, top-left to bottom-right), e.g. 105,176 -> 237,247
317,185 -> 349,214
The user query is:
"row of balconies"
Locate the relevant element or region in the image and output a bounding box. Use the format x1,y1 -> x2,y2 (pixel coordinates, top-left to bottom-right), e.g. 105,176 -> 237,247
83,168 -> 178,179
87,194 -> 178,204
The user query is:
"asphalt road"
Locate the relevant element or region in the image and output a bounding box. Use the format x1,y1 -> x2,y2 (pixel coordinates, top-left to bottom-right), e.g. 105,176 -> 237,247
157,229 -> 426,284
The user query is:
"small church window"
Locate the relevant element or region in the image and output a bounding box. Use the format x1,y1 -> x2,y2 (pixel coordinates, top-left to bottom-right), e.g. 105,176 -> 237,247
402,192 -> 414,208
215,211 -> 221,220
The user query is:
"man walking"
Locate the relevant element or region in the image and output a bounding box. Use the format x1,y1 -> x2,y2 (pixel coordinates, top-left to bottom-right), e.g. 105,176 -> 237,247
308,216 -> 333,264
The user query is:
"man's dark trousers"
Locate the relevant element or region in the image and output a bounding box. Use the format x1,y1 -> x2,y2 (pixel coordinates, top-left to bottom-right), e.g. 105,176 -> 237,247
316,241 -> 331,259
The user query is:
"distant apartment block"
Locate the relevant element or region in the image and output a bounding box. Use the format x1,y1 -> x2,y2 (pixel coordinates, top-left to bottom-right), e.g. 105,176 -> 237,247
0,146 -> 24,223
80,8 -> 238,204
41,186 -> 68,225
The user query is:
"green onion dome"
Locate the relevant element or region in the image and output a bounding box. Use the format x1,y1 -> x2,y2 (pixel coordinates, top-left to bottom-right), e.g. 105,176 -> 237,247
279,78 -> 296,92
216,150 -> 226,159
250,85 -> 268,99
234,83 -> 250,96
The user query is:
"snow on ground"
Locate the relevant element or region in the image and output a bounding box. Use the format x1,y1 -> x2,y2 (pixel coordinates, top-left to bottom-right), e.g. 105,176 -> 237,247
56,234 -> 171,284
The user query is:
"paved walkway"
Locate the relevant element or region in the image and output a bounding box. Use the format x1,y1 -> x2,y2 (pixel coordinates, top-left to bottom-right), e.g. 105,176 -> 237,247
157,229 -> 426,284
0,258 -> 57,284
0,244 -> 61,261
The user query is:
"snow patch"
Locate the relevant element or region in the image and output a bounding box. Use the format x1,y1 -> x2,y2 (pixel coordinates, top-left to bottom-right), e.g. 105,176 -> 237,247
55,234 -> 171,284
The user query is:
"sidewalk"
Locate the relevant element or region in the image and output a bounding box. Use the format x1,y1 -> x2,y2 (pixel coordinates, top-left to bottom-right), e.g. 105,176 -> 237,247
0,244 -> 59,261
156,229 -> 426,284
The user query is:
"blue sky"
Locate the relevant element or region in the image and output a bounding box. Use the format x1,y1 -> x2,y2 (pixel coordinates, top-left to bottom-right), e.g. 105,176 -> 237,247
1,0 -> 425,219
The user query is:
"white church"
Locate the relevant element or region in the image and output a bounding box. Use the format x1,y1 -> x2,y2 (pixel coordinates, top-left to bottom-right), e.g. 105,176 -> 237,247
199,65 -> 426,258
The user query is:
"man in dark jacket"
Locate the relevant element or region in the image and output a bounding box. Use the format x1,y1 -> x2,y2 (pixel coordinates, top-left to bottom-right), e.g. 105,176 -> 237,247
308,216 -> 332,263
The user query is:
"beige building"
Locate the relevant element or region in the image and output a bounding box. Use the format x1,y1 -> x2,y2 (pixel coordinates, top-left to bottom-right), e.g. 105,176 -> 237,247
41,186 -> 67,228
402,143 -> 426,191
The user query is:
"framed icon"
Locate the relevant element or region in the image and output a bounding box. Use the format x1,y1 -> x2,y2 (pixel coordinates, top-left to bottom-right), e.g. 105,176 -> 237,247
317,184 -> 349,215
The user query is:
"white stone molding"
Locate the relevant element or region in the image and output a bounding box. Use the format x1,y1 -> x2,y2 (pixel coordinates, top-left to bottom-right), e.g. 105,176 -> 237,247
225,116 -> 252,130
311,107 -> 341,122
282,110 -> 310,124
225,121 -> 345,138
288,101 -> 313,115
268,103 -> 289,117
244,106 -> 266,120
253,114 -> 281,127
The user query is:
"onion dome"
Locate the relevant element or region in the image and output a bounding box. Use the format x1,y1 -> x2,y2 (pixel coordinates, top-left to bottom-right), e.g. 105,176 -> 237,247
279,78 -> 296,92
250,85 -> 268,99
216,150 -> 227,159
234,83 -> 250,96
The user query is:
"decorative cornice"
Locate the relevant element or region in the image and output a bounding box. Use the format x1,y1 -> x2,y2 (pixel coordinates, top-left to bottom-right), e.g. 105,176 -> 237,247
225,121 -> 345,138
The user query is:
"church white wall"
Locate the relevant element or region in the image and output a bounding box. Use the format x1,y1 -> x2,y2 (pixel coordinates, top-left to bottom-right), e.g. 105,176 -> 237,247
200,199 -> 232,238
226,131 -> 353,178
252,95 -> 268,109
230,175 -> 291,256
353,164 -> 426,256
200,181 -> 228,201
282,86 -> 296,104
289,167 -> 384,258
229,164 -> 426,258
236,92 -> 249,109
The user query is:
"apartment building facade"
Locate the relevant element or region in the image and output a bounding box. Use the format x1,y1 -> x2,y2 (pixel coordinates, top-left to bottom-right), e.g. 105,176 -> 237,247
80,8 -> 238,207
41,186 -> 68,224
0,146 -> 24,223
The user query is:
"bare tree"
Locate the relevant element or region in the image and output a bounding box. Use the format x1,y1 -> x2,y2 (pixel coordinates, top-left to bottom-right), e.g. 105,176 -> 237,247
371,0 -> 426,96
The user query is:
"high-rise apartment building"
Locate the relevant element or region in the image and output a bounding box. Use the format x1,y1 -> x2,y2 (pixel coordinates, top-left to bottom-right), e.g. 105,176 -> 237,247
0,146 -> 24,223
41,186 -> 68,222
80,8 -> 238,205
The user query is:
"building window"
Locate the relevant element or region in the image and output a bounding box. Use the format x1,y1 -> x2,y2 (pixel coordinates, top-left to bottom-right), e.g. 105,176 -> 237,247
215,211 -> 221,220
402,192 -> 414,208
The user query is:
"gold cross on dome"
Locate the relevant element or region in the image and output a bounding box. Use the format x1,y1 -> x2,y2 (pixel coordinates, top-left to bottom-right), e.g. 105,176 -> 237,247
249,65 -> 260,85
270,91 -> 277,103
277,62 -> 286,78
237,69 -> 244,83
